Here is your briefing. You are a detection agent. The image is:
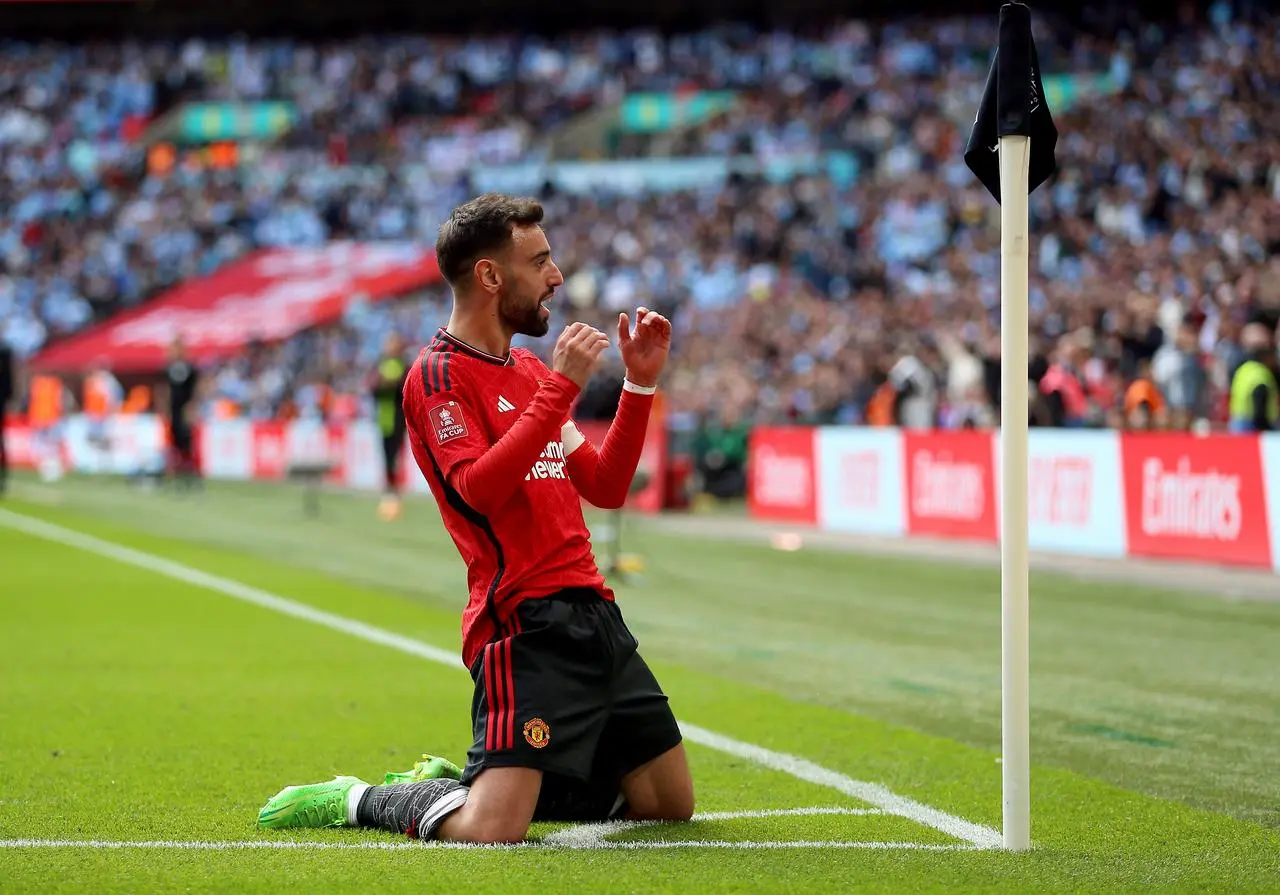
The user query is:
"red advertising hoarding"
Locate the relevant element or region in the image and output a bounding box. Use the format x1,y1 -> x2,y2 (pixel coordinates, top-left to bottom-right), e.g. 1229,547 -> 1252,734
747,427 -> 818,524
1120,433 -> 1272,568
251,421 -> 289,481
903,430 -> 998,541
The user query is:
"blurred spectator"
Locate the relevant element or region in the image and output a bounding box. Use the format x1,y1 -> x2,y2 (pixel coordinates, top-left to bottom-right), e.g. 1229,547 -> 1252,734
1228,322 -> 1279,432
1151,318 -> 1209,429
1123,359 -> 1167,430
888,340 -> 940,430
1039,330 -> 1093,428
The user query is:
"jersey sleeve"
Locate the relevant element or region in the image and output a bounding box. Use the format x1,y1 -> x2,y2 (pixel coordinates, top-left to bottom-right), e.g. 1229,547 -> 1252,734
562,385 -> 655,509
404,351 -> 581,516
514,350 -> 656,509
403,363 -> 489,485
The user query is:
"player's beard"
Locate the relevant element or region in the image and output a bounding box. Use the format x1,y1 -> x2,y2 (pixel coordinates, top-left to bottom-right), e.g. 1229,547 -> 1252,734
499,285 -> 551,338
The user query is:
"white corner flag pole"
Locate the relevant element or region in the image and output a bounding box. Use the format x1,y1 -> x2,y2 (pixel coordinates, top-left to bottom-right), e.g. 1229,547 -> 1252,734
998,133 -> 1032,852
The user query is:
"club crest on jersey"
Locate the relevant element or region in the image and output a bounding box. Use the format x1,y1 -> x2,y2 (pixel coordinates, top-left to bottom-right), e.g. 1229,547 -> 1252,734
523,718 -> 551,749
429,402 -> 468,444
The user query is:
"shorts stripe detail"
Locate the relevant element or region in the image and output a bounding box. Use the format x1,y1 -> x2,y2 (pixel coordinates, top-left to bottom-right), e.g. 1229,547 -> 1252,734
483,633 -> 521,752
484,643 -> 498,752
501,638 -> 516,750
494,639 -> 510,750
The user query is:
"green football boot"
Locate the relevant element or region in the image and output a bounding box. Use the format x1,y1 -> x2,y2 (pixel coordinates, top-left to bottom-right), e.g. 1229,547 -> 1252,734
382,754 -> 463,785
257,775 -> 366,830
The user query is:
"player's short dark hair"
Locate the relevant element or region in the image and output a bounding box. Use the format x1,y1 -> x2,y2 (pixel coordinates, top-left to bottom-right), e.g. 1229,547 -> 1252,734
435,193 -> 545,286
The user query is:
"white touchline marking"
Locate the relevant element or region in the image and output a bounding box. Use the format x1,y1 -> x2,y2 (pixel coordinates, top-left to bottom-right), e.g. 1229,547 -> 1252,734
0,811 -> 966,852
0,840 -> 427,851
525,841 -> 981,851
693,807 -> 882,821
540,806 -> 880,849
0,839 -> 980,852
676,725 -> 1001,849
0,510 -> 1002,851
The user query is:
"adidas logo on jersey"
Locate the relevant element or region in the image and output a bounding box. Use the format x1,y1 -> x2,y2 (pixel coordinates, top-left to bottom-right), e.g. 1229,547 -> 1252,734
497,395 -> 516,413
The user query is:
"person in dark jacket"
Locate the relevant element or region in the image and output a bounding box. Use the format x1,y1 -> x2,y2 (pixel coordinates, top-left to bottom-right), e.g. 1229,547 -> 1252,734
0,343 -> 13,495
371,332 -> 409,520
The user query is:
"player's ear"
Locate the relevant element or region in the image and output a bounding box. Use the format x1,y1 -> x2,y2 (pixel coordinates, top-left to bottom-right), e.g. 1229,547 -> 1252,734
474,258 -> 502,294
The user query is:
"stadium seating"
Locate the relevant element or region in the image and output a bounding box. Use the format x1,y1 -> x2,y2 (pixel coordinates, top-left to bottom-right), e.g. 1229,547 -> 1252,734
2,11 -> 1278,436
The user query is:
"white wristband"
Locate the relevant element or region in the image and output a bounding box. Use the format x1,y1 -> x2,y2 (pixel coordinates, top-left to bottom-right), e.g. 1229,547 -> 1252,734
560,420 -> 586,455
623,379 -> 658,396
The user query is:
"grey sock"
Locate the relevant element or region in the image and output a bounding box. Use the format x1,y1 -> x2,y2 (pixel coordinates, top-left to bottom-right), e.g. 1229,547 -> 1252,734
355,779 -> 469,840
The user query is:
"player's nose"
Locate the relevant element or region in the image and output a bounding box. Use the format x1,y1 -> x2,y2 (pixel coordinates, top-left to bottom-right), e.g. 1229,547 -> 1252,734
546,262 -> 564,287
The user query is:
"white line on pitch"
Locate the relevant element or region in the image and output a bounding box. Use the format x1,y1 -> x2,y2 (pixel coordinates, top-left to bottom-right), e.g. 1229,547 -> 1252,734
694,807 -> 881,821
0,838 -> 979,852
538,807 -> 883,849
0,840 -> 423,851
534,840 -> 980,851
0,509 -> 1002,851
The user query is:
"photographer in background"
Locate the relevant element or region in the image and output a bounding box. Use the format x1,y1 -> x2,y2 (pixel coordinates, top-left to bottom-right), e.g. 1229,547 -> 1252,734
164,338 -> 202,489
371,333 -> 409,521
694,404 -> 750,501
0,343 -> 13,495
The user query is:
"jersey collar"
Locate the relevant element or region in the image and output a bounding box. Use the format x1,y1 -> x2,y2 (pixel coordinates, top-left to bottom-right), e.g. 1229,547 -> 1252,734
436,328 -> 514,366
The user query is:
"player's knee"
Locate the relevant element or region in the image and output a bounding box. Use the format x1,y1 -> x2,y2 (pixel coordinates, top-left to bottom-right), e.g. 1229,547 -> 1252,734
668,782 -> 696,822
466,821 -> 528,845
666,773 -> 696,822
630,782 -> 695,823
446,812 -> 530,845
659,796 -> 695,823
631,798 -> 694,823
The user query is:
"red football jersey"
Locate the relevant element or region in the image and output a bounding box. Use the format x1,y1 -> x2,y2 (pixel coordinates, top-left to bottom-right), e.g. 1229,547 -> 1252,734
404,329 -> 616,668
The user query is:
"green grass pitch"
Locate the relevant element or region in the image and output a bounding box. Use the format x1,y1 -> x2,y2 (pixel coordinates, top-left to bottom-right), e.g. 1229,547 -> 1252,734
1,476 -> 1278,892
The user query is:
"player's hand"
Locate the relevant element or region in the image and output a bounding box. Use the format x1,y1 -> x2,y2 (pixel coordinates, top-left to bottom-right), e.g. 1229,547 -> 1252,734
552,322 -> 611,390
617,307 -> 672,389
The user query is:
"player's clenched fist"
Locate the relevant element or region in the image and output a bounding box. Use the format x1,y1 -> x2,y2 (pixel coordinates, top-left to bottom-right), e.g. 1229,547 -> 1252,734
552,322 -> 610,389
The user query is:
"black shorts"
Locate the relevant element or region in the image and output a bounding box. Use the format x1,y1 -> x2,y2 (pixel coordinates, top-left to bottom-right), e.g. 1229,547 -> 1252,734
382,431 -> 404,484
461,588 -> 682,822
170,420 -> 193,455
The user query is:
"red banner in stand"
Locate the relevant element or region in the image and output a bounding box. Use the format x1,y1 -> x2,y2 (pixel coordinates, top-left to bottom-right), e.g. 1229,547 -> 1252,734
1120,433 -> 1272,568
747,427 -> 818,524
30,242 -> 442,374
902,430 -> 998,541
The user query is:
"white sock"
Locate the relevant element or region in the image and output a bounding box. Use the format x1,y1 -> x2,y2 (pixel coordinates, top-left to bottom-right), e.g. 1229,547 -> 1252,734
345,783 -> 371,826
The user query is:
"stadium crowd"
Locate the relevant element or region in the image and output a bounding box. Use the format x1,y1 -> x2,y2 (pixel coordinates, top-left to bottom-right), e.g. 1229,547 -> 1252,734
3,5 -> 1280,458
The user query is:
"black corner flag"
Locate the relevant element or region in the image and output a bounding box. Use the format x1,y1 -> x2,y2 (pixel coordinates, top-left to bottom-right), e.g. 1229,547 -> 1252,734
964,1 -> 1057,202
